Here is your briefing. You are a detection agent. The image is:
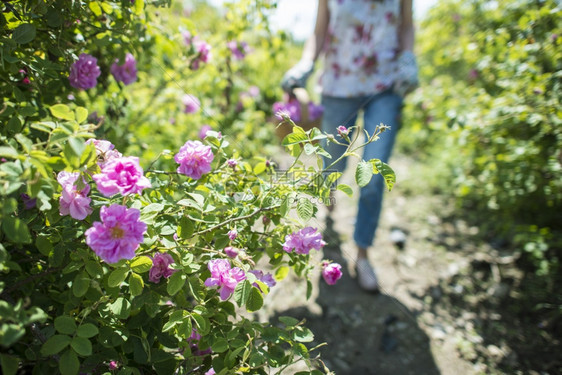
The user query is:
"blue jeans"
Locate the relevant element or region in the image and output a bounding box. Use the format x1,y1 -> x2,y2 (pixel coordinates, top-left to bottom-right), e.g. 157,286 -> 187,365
321,90 -> 403,249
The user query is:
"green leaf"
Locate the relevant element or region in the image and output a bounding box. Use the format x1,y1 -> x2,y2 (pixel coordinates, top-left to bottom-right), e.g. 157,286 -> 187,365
303,143 -> 316,155
66,137 -> 85,160
129,256 -> 152,273
0,354 -> 19,375
191,313 -> 209,335
88,2 -> 102,16
225,347 -> 245,368
370,159 -> 396,191
49,104 -> 75,121
108,267 -> 129,287
2,217 -> 31,244
355,160 -> 373,187
99,2 -> 114,14
54,316 -> 77,335
315,145 -> 332,159
12,24 -> 36,44
0,324 -> 25,347
293,342 -> 309,358
70,336 -> 92,356
72,272 -> 89,297
129,273 -> 144,297
80,143 -> 97,166
75,107 -> 88,123
7,117 -> 22,133
40,335 -> 71,356
14,134 -> 32,153
282,131 -> 308,146
233,280 -> 251,307
293,327 -> 314,342
211,338 -> 229,353
176,319 -> 192,339
178,216 -> 194,239
166,272 -> 185,296
59,349 -> 79,375
337,183 -> 353,197
84,261 -> 102,278
46,8 -> 63,27
280,196 -> 290,217
134,0 -> 145,15
109,297 -> 131,319
25,307 -> 47,325
278,316 -> 299,327
187,276 -> 205,302
246,287 -> 264,312
161,320 -> 176,333
141,203 -> 164,214
0,146 -> 18,159
76,324 -> 98,339
296,198 -> 313,222
35,235 -> 54,256
2,198 -> 17,214
253,161 -> 266,175
274,266 -> 289,281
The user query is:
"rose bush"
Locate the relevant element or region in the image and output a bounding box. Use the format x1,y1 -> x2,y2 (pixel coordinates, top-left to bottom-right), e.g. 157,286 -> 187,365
0,1 -> 396,374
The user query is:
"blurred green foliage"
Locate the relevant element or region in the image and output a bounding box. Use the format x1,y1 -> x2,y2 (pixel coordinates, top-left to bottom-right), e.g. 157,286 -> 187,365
402,0 -> 561,279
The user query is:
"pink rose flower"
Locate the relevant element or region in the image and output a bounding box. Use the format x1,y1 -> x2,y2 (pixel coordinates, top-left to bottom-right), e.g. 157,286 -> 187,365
204,259 -> 246,300
337,125 -> 350,137
227,40 -> 250,60
182,30 -> 193,46
85,204 -> 147,263
108,361 -> 118,370
69,53 -> 101,90
93,156 -> 151,197
149,253 -> 177,283
322,261 -> 343,285
282,227 -> 326,255
223,246 -> 239,258
227,228 -> 238,241
85,139 -> 122,167
195,40 -> 211,63
189,39 -> 212,70
111,53 -> 138,85
174,140 -> 214,179
273,98 -> 301,122
205,369 -> 215,375
226,159 -> 238,169
57,171 -> 92,220
182,94 -> 200,114
249,270 -> 276,292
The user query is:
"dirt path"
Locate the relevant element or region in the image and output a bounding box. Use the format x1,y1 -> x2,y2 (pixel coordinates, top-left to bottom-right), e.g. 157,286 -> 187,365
259,151 -> 485,374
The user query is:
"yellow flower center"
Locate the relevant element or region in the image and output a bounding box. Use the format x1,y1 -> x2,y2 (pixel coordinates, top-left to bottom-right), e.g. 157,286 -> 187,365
111,226 -> 125,239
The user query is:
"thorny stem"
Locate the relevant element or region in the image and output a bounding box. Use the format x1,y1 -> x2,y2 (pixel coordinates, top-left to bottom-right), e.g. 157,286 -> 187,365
195,204 -> 280,237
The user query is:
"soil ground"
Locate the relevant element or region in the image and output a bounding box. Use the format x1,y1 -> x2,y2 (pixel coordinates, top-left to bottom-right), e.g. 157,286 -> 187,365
256,148 -> 559,375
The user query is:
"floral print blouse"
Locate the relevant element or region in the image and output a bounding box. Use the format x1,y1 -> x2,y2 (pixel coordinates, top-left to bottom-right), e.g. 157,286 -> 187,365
321,0 -> 401,97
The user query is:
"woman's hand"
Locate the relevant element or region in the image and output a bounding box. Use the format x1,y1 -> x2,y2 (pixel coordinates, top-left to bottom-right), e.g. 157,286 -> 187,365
281,60 -> 315,92
393,51 -> 418,97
